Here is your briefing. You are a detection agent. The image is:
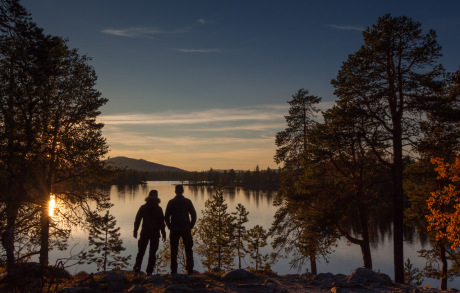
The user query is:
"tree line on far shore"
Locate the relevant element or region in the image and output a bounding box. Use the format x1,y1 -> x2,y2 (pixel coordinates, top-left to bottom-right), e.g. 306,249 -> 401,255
109,166 -> 280,190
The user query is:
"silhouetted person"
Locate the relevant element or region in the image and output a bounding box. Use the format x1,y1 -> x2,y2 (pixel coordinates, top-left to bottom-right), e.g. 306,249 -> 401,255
133,190 -> 166,275
165,184 -> 197,275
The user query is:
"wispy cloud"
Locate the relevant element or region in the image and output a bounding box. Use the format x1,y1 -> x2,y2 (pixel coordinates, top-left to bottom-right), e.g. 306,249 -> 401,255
174,48 -> 221,53
328,24 -> 364,32
99,106 -> 286,125
197,18 -> 211,25
99,102 -> 335,126
104,131 -> 274,147
190,123 -> 285,132
101,26 -> 191,38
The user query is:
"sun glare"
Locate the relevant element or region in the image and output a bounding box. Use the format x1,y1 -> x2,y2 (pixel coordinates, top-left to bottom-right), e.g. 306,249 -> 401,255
49,194 -> 55,217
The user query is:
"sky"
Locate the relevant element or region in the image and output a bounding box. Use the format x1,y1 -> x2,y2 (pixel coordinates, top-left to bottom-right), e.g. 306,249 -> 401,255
20,0 -> 460,171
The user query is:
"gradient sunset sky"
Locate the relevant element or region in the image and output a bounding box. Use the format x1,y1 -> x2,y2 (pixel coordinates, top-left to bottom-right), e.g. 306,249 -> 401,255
21,0 -> 460,171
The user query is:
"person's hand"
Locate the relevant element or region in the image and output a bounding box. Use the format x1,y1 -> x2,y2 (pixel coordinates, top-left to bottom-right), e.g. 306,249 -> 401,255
133,231 -> 137,239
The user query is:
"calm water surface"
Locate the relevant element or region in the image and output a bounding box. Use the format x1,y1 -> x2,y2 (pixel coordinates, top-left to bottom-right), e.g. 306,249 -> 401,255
54,181 -> 458,289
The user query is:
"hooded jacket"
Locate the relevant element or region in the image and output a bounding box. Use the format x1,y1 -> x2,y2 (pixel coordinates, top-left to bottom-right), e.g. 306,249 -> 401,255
134,199 -> 166,238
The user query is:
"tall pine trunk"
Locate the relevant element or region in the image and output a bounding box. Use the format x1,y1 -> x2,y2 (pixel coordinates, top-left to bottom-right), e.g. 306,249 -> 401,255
440,244 -> 448,290
359,209 -> 372,270
39,201 -> 50,266
310,253 -> 317,275
237,233 -> 242,269
40,139 -> 56,267
2,203 -> 18,276
104,213 -> 109,272
392,124 -> 405,283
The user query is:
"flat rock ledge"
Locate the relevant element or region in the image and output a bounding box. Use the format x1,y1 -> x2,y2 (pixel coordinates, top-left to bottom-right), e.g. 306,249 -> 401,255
59,267 -> 458,293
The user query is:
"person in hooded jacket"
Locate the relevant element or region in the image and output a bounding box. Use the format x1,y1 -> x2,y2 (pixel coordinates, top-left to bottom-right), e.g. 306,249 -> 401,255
133,189 -> 166,275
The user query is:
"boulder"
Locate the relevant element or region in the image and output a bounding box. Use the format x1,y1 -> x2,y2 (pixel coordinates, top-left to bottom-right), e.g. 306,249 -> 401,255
347,268 -> 392,287
99,270 -> 128,284
313,272 -> 336,281
222,269 -> 256,281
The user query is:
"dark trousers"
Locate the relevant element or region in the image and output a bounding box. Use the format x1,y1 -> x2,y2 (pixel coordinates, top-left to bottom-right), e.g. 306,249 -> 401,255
134,233 -> 160,274
170,229 -> 194,273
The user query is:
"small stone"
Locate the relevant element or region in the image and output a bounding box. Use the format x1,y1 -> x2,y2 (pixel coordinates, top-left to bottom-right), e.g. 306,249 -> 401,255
264,279 -> 280,287
145,273 -> 163,283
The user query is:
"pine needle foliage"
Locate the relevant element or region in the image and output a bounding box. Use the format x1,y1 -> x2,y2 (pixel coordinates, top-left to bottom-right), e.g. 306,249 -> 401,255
232,203 -> 249,269
245,225 -> 270,272
83,210 -> 130,272
195,187 -> 236,271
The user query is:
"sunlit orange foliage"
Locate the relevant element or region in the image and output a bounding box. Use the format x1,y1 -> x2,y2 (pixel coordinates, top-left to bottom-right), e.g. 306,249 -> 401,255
426,157 -> 460,249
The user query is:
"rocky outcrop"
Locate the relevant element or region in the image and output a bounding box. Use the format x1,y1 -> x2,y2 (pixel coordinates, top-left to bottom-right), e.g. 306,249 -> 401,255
49,268 -> 460,292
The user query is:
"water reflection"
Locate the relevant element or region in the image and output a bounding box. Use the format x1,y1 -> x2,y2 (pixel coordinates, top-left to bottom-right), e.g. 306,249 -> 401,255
185,185 -> 275,209
52,181 -> 458,289
115,184 -> 148,201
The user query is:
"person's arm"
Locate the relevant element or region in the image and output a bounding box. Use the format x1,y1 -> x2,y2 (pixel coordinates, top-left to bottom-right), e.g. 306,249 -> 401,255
133,206 -> 143,238
164,201 -> 172,230
188,200 -> 197,229
159,207 -> 167,240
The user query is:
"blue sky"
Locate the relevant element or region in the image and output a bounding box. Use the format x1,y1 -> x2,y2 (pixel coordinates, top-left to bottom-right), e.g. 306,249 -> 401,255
21,0 -> 460,171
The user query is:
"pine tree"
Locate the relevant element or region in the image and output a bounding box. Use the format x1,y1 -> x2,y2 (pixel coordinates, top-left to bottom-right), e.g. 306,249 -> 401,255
231,203 -> 249,269
331,15 -> 448,283
84,210 -> 130,272
272,88 -> 337,274
245,225 -> 270,272
274,88 -> 321,170
195,187 -> 236,271
404,258 -> 424,287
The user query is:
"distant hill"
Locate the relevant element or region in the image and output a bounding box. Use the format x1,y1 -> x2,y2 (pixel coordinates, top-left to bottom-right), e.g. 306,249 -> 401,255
105,156 -> 186,173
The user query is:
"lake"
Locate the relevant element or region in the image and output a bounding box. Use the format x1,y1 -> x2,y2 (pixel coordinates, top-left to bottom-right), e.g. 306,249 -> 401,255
52,181 -> 459,289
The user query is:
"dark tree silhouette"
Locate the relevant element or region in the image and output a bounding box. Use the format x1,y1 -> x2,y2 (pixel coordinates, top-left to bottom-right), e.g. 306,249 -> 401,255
0,0 -> 111,277
271,89 -> 339,274
232,203 -> 249,269
331,14 -> 446,283
308,103 -> 390,270
195,187 -> 236,271
83,210 -> 130,272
